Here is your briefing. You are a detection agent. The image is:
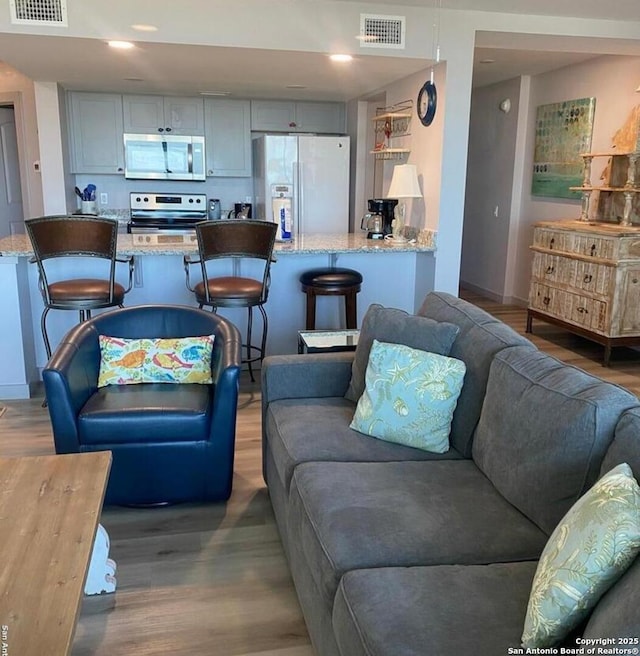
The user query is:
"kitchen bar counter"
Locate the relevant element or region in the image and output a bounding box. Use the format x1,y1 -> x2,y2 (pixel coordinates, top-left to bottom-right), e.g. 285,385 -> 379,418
0,231 -> 436,257
0,230 -> 436,399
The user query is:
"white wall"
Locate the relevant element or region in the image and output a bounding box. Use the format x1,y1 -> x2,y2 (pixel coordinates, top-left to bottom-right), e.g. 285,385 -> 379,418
460,76 -> 521,300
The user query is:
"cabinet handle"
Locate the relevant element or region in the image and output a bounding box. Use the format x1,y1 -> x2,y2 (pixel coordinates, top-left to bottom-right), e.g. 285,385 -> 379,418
289,122 -> 297,128
543,296 -> 550,306
545,265 -> 555,274
549,238 -> 555,249
633,278 -> 639,284
583,274 -> 593,284
166,127 -> 172,132
577,306 -> 589,314
117,167 -> 123,172
590,244 -> 597,257
158,127 -> 164,133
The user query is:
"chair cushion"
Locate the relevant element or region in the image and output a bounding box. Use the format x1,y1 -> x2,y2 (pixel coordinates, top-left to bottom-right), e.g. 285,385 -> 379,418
48,279 -> 125,303
288,460 -> 548,610
266,397 -> 464,493
344,303 -> 459,404
195,276 -> 262,302
350,340 -> 466,453
299,267 -> 362,288
78,383 -> 212,445
333,563 -> 538,656
472,347 -> 639,535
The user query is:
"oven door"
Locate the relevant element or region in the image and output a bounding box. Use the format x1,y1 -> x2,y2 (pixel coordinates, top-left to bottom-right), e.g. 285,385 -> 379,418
124,134 -> 206,181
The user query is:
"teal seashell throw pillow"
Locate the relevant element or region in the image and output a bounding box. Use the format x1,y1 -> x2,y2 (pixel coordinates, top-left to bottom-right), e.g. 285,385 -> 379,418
522,462 -> 640,648
349,339 -> 466,453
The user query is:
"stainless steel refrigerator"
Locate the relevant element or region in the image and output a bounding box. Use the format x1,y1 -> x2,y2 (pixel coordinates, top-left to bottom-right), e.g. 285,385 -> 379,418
252,134 -> 350,240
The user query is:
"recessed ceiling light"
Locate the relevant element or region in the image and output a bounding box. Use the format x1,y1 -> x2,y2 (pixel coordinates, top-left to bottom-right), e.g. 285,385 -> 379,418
131,24 -> 157,32
479,58 -> 495,64
124,77 -> 144,82
330,54 -> 353,63
286,84 -> 307,89
108,40 -> 135,50
199,91 -> 232,96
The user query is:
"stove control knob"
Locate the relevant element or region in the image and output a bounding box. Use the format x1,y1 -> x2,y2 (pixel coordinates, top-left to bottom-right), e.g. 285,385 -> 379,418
136,196 -> 141,202
189,198 -> 194,203
195,198 -> 201,203
146,236 -> 151,243
144,197 -> 149,202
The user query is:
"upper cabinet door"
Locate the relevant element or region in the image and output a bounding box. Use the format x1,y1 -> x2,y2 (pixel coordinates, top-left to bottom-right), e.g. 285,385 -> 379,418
295,102 -> 345,134
250,100 -> 345,133
251,100 -> 297,132
68,92 -> 125,175
164,97 -> 205,135
123,95 -> 204,135
204,99 -> 252,177
122,95 -> 165,133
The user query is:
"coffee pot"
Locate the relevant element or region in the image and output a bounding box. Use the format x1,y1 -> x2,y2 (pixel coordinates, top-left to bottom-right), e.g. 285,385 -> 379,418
360,211 -> 384,239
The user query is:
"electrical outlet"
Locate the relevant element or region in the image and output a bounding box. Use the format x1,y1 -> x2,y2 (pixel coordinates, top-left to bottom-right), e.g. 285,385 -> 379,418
100,193 -> 108,205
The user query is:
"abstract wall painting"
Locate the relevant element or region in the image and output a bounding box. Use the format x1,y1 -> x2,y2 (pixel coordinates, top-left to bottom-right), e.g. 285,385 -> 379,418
531,97 -> 596,200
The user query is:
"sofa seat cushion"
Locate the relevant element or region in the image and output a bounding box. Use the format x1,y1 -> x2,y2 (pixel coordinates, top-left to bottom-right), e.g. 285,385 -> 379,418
78,383 -> 212,445
473,347 -> 640,535
288,460 -> 548,609
333,562 -> 538,656
418,291 -> 536,457
266,397 -> 464,492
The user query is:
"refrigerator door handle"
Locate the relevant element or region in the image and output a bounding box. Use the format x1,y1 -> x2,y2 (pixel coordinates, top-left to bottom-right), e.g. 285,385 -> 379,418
294,160 -> 301,237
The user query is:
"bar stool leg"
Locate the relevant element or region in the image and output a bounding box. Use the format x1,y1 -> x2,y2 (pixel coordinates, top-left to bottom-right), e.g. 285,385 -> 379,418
41,307 -> 52,360
258,303 -> 268,368
345,289 -> 358,329
247,306 -> 255,383
305,289 -> 317,331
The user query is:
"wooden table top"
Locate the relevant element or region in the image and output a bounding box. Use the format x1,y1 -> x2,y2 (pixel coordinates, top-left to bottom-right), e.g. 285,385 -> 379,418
0,451 -> 112,656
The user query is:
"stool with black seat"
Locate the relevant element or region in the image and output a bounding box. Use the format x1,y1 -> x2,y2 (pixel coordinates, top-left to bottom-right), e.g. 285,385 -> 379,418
299,267 -> 363,330
184,219 -> 277,382
25,215 -> 134,360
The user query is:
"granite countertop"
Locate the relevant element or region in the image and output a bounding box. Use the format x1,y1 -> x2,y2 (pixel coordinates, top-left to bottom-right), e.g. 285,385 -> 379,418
0,230 -> 436,257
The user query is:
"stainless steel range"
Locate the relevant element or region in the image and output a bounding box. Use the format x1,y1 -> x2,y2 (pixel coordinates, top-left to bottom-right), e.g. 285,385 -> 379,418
127,192 -> 207,245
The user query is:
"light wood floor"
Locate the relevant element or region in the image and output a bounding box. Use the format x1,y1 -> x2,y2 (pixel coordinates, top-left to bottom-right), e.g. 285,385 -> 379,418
2,292 -> 640,655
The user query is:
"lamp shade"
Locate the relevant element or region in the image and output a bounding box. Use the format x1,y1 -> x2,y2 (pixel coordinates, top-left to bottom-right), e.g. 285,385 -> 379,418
387,164 -> 422,198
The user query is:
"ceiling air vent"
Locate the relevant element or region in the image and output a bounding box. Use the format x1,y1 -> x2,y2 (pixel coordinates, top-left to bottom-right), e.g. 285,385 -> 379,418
359,14 -> 405,49
10,0 -> 68,26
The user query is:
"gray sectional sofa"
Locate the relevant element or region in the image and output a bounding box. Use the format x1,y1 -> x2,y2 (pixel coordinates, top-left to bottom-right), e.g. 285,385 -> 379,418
261,291 -> 640,655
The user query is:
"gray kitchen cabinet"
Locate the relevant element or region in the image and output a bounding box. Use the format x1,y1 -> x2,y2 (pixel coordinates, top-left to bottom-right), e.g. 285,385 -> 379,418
204,99 -> 251,177
251,100 -> 345,133
67,92 -> 125,175
123,95 -> 204,135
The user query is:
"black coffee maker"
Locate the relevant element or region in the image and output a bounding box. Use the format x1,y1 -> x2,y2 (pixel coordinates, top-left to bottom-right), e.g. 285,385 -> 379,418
368,198 -> 398,237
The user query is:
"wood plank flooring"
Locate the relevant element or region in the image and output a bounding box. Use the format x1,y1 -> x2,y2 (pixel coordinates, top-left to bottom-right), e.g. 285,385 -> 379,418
1,292 -> 639,655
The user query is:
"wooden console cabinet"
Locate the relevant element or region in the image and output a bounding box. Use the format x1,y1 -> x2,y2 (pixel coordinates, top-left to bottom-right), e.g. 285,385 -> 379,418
527,220 -> 640,365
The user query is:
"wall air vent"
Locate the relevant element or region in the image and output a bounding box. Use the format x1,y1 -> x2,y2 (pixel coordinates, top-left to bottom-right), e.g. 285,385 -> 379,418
10,0 -> 68,26
359,14 -> 405,49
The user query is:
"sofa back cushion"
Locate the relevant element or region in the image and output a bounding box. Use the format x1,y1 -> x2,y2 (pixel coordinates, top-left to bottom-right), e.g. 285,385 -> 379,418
472,347 -> 639,535
418,291 -> 535,456
344,304 -> 459,406
582,408 -> 640,639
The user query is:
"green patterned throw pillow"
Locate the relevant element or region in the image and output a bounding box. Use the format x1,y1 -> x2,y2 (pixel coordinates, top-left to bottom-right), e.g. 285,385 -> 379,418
522,462 -> 640,648
349,339 -> 466,453
98,334 -> 215,387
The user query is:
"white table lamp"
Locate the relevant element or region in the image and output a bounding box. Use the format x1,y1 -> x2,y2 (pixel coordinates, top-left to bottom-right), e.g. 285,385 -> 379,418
386,164 -> 422,242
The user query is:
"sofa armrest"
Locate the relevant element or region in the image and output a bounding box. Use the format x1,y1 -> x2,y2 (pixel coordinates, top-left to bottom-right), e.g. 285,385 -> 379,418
262,352 -> 355,405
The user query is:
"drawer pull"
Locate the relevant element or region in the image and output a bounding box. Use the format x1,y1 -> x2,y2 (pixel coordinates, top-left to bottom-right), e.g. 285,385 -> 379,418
590,244 -> 597,257
546,265 -> 555,274
543,296 -> 550,306
633,278 -> 639,284
583,274 -> 593,284
549,238 -> 555,250
577,306 -> 589,314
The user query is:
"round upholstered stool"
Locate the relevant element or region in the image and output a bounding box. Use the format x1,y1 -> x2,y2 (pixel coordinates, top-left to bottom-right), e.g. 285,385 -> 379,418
299,267 -> 363,330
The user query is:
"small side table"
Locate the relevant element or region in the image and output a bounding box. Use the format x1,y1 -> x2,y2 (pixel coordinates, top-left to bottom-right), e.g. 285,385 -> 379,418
298,329 -> 360,354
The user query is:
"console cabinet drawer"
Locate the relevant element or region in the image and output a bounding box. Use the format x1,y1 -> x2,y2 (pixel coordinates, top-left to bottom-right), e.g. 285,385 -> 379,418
531,252 -> 613,295
533,227 -> 618,261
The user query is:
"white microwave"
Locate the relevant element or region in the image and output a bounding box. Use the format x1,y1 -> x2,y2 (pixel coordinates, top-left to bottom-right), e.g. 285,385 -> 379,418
123,133 -> 206,181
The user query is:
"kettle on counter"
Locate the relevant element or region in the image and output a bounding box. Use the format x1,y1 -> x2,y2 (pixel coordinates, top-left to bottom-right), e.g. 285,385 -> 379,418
228,203 -> 252,219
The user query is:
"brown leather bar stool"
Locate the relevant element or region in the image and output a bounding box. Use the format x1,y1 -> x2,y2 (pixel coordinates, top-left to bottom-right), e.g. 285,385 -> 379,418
184,219 -> 278,382
25,215 -> 134,360
300,267 -> 363,330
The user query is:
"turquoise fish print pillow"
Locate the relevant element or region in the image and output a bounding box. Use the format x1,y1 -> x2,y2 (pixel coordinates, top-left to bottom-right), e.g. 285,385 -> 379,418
522,462 -> 640,648
98,335 -> 215,387
349,339 -> 466,453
